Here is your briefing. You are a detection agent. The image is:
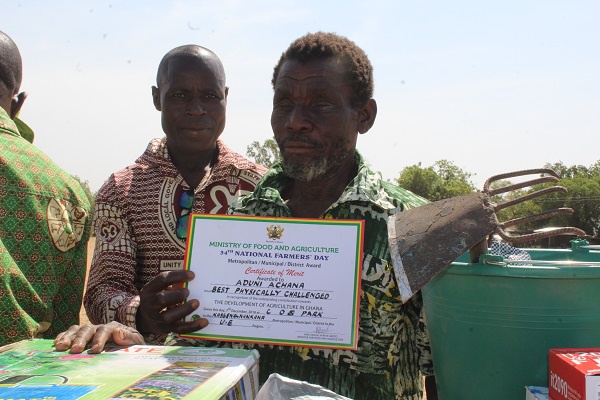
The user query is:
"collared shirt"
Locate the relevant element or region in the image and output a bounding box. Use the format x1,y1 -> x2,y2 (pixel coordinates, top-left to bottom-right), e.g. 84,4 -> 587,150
84,137 -> 267,344
0,107 -> 91,346
220,153 -> 434,399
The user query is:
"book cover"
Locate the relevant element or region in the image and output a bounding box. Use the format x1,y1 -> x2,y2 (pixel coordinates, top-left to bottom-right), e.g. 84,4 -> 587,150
0,339 -> 259,399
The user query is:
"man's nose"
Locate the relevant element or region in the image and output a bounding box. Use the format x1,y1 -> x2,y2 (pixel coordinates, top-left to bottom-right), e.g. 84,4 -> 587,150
285,104 -> 311,132
186,97 -> 207,115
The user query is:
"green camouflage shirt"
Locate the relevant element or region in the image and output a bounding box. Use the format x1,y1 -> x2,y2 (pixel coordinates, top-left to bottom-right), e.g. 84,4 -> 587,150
0,107 -> 91,346
228,153 -> 434,399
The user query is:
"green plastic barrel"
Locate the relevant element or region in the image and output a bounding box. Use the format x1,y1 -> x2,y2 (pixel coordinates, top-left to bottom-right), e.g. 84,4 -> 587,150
422,244 -> 600,400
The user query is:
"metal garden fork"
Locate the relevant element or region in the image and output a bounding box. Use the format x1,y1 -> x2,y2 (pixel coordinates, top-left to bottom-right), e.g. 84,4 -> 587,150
388,168 -> 587,301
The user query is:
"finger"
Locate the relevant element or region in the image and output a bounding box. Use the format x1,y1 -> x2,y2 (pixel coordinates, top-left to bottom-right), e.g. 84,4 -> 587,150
16,91 -> 27,104
140,287 -> 191,314
11,92 -> 27,118
87,322 -> 143,353
159,299 -> 200,324
172,317 -> 209,334
54,325 -> 82,350
112,326 -> 145,347
87,323 -> 125,354
60,325 -> 99,354
141,270 -> 195,297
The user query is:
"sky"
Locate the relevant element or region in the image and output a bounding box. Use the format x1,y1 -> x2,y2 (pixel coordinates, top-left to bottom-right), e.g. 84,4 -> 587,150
3,1 -> 599,192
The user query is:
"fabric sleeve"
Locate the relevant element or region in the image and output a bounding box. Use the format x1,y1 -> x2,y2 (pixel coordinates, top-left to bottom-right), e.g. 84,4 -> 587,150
0,241 -> 43,346
83,176 -> 140,328
44,237 -> 88,338
416,296 -> 435,377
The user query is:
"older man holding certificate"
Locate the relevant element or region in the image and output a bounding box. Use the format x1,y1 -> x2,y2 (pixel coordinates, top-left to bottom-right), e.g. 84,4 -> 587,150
57,32 -> 437,400
217,32 -> 436,400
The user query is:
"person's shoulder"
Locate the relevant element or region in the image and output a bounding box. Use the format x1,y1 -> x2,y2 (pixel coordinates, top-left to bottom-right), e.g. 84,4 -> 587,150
95,165 -> 137,201
380,180 -> 430,209
217,140 -> 268,175
229,164 -> 285,215
357,159 -> 429,210
1,133 -> 92,210
96,139 -> 161,197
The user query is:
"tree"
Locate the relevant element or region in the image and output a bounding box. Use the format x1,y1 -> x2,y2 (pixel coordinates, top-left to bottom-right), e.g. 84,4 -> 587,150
394,163 -> 438,200
246,139 -> 281,168
490,161 -> 600,236
544,161 -> 600,180
489,179 -> 542,228
533,162 -> 600,236
395,160 -> 476,201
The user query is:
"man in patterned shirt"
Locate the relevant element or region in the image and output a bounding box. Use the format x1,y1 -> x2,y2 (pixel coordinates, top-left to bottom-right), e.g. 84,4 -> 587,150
0,30 -> 92,345
74,45 -> 267,346
58,33 -> 437,399
225,31 -> 437,400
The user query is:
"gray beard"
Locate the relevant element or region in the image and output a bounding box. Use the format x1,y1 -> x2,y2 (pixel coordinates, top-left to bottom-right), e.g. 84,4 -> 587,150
277,133 -> 354,182
281,153 -> 347,182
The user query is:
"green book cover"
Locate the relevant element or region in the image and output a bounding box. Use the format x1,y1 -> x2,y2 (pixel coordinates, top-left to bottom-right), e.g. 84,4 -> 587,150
0,339 -> 259,399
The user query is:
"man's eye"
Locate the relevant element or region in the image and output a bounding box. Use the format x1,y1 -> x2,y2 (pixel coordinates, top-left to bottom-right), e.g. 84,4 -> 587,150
172,93 -> 186,99
273,100 -> 293,110
311,100 -> 332,108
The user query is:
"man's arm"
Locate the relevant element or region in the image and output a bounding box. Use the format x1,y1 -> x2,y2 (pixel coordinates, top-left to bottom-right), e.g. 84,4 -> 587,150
58,269 -> 207,354
84,204 -> 208,337
417,298 -> 438,399
0,241 -> 44,346
45,238 -> 88,338
425,376 -> 438,400
83,179 -> 142,328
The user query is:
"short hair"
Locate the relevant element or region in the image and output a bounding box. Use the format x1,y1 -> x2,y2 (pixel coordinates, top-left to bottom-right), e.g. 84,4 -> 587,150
0,31 -> 23,97
156,45 -> 225,87
272,32 -> 374,107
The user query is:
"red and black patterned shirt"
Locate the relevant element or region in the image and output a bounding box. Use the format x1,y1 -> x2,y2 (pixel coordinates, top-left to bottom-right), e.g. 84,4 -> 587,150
84,137 -> 267,343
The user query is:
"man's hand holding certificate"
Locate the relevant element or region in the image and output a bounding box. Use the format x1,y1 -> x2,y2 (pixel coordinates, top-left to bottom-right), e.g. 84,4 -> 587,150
181,215 -> 364,349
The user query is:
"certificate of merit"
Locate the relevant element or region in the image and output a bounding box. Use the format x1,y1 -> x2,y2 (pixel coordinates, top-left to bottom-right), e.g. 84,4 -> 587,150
180,214 -> 364,350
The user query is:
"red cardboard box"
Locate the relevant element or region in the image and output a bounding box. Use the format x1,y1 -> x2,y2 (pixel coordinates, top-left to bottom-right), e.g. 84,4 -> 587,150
549,348 -> 600,400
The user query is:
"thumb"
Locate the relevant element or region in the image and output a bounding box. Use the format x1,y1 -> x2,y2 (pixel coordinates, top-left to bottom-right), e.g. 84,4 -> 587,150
113,328 -> 145,346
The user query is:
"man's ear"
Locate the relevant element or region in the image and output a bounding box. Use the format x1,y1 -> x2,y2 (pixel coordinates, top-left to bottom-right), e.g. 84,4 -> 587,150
224,86 -> 229,101
357,99 -> 377,135
151,86 -> 161,111
10,92 -> 27,119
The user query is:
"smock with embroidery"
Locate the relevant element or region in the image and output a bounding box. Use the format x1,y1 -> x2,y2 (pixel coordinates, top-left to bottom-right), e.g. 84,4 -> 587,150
0,107 -> 91,346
